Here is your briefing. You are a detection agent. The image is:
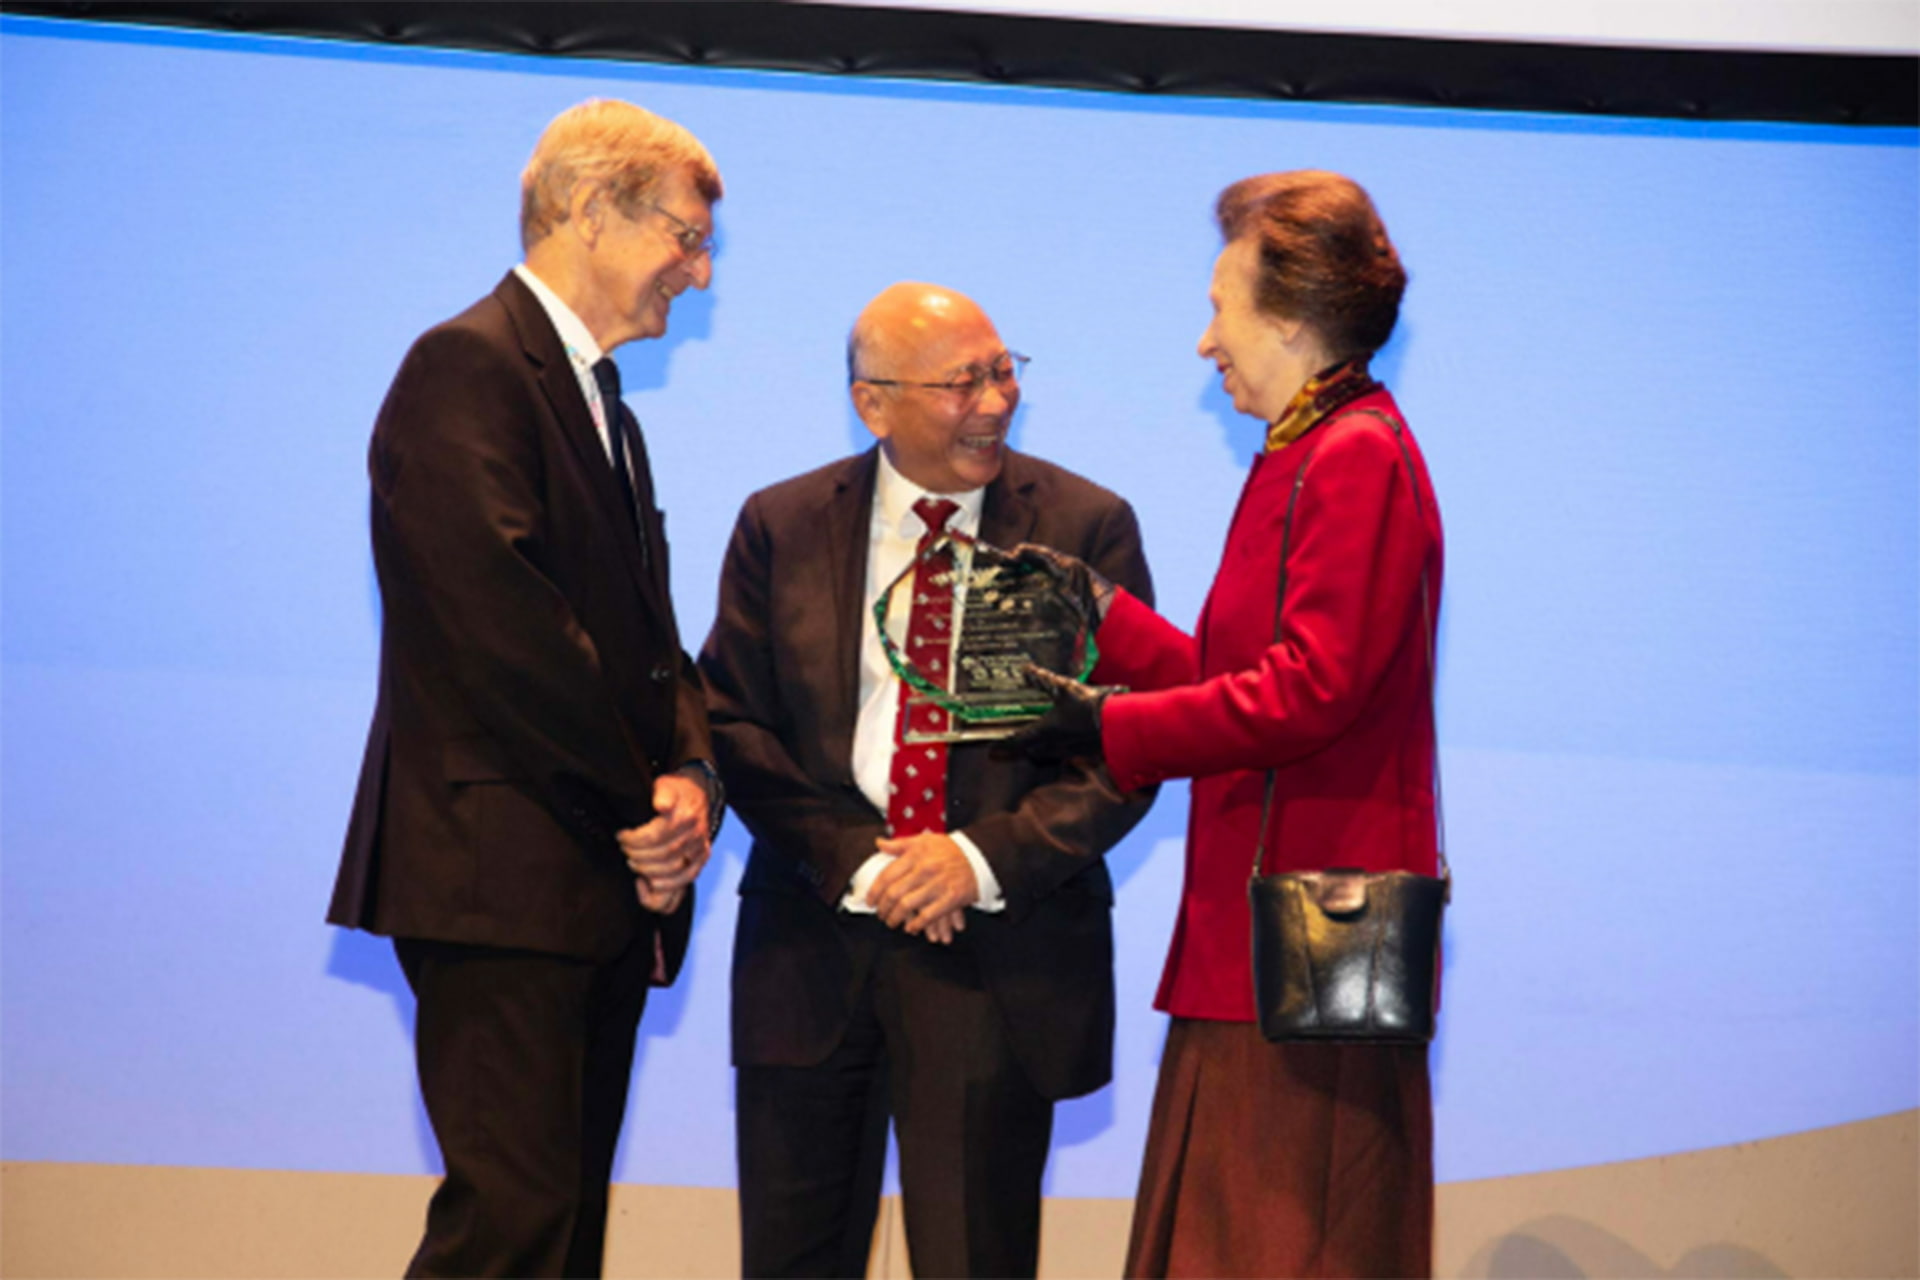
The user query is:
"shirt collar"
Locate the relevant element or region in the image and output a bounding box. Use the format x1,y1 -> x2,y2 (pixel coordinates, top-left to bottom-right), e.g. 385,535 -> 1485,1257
873,447 -> 985,539
513,263 -> 604,376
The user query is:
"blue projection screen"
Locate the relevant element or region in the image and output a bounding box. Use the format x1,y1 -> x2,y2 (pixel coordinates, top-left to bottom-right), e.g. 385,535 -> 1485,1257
2,17 -> 1915,1195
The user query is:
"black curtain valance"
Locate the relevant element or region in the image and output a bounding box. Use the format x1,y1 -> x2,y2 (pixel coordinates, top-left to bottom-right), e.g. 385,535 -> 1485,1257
5,1 -> 1914,126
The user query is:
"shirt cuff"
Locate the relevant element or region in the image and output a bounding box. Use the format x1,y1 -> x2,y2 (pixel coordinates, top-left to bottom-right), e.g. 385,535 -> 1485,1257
839,852 -> 891,914
951,831 -> 1005,913
836,838 -> 1005,913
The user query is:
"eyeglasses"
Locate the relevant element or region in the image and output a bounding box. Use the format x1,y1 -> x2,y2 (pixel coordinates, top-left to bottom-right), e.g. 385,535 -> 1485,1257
645,201 -> 716,259
859,351 -> 1030,400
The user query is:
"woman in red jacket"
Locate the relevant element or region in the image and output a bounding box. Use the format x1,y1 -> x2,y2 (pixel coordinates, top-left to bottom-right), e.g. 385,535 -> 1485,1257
1012,171 -> 1442,1277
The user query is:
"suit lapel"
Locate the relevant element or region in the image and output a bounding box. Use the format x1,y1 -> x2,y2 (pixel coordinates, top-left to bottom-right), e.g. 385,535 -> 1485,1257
823,448 -> 879,778
616,406 -> 677,626
978,449 -> 1039,552
496,273 -> 664,616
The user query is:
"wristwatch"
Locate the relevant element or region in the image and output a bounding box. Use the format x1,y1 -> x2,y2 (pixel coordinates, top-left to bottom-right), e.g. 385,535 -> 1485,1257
684,758 -> 727,840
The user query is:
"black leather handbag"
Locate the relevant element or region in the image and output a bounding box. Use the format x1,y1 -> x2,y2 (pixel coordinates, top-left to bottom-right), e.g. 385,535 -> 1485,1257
1248,408 -> 1450,1044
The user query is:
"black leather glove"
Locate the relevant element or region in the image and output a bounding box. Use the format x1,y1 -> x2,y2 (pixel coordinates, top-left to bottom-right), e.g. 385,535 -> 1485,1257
994,663 -> 1112,764
1007,542 -> 1114,625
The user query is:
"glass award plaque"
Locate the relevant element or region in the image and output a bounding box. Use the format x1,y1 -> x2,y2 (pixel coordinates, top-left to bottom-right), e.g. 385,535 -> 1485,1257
875,532 -> 1099,743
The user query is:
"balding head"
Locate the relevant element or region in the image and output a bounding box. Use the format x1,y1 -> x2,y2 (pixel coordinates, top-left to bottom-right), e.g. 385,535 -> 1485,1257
847,282 -> 1019,494
846,282 -> 992,386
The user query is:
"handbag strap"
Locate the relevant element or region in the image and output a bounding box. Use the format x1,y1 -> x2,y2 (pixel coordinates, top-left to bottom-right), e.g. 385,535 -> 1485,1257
1247,407 -> 1449,886
1247,438 -> 1321,884
1354,408 -> 1449,887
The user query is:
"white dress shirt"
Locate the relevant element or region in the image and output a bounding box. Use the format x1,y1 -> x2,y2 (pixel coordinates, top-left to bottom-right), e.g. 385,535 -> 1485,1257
512,264 -> 622,467
842,449 -> 1006,914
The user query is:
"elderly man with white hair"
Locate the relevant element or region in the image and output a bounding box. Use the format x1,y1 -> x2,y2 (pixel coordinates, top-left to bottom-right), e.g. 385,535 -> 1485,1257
329,98 -> 725,1278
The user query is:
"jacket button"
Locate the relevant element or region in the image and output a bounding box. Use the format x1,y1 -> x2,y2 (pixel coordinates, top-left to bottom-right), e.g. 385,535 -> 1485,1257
650,664 -> 674,683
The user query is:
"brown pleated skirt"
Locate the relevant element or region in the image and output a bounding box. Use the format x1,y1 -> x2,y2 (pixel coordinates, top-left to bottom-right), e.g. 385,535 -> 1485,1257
1124,1018 -> 1433,1279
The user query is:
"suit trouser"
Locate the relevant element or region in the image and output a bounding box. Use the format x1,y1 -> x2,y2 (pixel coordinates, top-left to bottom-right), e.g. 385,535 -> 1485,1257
396,932 -> 653,1279
737,916 -> 1056,1280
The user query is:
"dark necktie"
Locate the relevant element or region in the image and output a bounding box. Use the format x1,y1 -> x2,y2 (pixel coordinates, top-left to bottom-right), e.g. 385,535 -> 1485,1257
887,497 -> 960,837
591,357 -> 651,569
591,359 -> 639,521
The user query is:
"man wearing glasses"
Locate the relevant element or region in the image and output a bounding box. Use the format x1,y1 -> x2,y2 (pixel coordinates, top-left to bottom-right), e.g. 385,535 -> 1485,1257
701,282 -> 1156,1278
329,99 -> 724,1278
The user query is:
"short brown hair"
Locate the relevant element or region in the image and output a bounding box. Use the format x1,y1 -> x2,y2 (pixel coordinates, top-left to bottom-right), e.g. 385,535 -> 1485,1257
1215,170 -> 1405,360
519,98 -> 723,250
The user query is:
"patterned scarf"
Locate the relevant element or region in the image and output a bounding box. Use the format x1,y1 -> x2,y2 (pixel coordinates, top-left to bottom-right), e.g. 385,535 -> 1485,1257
1264,359 -> 1380,453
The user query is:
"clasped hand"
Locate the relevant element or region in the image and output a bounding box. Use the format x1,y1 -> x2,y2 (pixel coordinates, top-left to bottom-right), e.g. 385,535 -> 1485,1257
866,832 -> 978,945
617,770 -> 712,914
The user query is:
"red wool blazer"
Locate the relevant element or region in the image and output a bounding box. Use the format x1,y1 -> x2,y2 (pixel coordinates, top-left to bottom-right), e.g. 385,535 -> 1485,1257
1094,390 -> 1443,1021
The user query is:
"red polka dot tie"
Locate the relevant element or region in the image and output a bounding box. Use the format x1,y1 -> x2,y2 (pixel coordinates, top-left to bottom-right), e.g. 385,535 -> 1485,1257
888,498 -> 959,837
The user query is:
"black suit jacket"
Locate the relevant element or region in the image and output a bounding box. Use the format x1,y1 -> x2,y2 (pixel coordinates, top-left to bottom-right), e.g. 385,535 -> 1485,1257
330,271 -> 708,972
701,447 -> 1154,1100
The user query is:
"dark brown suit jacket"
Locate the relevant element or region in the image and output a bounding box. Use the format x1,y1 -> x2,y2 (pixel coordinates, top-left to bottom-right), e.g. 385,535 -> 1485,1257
330,271 -> 707,972
701,446 -> 1154,1100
